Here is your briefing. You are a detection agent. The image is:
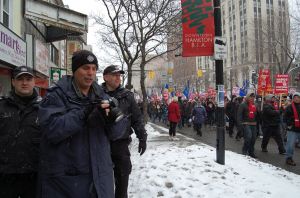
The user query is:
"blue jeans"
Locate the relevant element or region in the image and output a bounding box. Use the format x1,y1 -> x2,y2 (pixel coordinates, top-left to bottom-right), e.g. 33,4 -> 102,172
285,131 -> 300,159
243,125 -> 257,155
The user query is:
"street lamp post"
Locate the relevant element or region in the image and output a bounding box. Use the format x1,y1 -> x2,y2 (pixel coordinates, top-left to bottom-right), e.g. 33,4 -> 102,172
288,64 -> 300,89
214,0 -> 225,165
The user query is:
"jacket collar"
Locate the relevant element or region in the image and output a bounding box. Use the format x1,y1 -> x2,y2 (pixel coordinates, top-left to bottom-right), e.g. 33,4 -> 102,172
54,75 -> 104,102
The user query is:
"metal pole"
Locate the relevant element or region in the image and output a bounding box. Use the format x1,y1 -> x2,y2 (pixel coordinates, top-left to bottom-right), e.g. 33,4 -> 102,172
214,0 -> 225,165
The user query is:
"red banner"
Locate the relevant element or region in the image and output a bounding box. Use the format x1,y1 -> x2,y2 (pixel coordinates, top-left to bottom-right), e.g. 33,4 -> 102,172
274,74 -> 289,94
207,87 -> 216,97
181,0 -> 215,57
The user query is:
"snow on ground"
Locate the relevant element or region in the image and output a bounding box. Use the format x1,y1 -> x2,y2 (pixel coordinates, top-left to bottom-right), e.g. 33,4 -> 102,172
128,123 -> 300,198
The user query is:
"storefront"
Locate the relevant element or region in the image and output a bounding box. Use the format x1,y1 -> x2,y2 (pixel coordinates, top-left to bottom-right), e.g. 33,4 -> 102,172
0,23 -> 27,97
0,67 -> 12,96
35,76 -> 49,97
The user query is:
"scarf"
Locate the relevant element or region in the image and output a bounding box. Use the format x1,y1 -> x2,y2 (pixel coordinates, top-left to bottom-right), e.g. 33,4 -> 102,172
248,102 -> 256,119
273,101 -> 279,110
292,102 -> 300,128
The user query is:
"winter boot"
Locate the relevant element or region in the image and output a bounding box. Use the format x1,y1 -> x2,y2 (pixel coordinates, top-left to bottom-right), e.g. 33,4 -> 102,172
286,158 -> 296,166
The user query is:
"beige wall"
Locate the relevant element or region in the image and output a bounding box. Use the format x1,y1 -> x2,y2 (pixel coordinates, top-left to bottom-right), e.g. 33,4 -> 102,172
11,0 -> 22,36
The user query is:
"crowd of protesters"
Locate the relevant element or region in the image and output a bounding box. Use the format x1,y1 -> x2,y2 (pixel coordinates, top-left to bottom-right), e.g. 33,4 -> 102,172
147,91 -> 300,166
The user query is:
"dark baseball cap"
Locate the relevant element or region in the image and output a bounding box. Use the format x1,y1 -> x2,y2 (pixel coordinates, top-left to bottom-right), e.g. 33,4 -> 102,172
103,65 -> 125,75
13,66 -> 34,79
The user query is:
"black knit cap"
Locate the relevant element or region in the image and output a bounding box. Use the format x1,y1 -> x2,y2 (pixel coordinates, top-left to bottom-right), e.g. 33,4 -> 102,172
72,50 -> 98,73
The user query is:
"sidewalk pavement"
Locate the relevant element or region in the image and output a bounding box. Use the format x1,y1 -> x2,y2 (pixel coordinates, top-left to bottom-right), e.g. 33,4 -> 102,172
150,122 -> 300,175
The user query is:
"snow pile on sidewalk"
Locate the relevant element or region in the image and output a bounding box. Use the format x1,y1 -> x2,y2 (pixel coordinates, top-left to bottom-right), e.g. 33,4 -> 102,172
128,124 -> 300,198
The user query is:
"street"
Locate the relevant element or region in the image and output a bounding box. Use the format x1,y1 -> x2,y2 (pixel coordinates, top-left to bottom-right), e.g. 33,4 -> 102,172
150,122 -> 300,175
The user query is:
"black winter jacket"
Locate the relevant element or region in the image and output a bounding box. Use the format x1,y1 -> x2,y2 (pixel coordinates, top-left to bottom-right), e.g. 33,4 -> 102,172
284,102 -> 300,133
102,84 -> 147,141
38,76 -> 129,198
237,101 -> 257,125
225,101 -> 235,119
0,90 -> 40,174
262,103 -> 280,127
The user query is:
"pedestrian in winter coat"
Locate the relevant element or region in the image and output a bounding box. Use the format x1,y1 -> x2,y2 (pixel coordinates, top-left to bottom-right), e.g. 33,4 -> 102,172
192,102 -> 207,136
38,50 -> 128,198
237,92 -> 258,158
0,66 -> 41,198
206,98 -> 216,126
177,97 -> 184,128
225,95 -> 237,137
284,92 -> 300,166
261,94 -> 286,154
168,96 -> 181,140
102,65 -> 147,198
234,97 -> 244,140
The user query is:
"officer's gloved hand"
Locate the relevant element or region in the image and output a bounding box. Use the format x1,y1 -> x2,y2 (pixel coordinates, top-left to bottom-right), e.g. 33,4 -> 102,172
138,140 -> 147,156
84,104 -> 95,119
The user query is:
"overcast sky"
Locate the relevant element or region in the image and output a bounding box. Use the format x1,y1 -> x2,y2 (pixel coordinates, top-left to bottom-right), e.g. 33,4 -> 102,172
63,0 -> 298,65
63,0 -> 103,61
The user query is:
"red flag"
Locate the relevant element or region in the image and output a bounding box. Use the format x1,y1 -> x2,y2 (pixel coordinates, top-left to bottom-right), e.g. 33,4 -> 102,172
181,0 -> 215,57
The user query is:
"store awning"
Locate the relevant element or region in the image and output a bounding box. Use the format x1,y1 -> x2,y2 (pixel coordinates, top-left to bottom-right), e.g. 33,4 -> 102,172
24,0 -> 88,43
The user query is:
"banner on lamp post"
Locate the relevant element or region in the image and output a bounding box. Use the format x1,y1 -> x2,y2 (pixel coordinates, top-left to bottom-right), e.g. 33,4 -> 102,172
181,0 -> 215,57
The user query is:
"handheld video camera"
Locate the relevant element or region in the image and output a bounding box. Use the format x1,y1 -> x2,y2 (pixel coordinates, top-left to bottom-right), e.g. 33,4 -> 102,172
101,97 -> 125,123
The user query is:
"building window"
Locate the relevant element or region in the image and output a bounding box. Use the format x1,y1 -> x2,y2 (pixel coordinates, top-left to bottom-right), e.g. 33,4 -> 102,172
1,0 -> 10,28
50,45 -> 59,65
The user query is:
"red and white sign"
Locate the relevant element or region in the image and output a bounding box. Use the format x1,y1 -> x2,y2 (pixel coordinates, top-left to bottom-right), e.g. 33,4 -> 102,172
257,69 -> 273,95
232,87 -> 240,96
274,74 -> 289,94
207,87 -> 216,97
163,89 -> 169,101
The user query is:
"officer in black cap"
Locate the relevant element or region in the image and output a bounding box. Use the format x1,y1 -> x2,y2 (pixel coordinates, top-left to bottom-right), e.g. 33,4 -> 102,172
102,65 -> 147,198
0,66 -> 41,198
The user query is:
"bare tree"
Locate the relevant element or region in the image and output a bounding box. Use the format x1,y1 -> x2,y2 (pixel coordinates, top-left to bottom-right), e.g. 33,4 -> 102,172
91,0 -> 182,121
247,7 -> 295,75
262,1 -> 300,74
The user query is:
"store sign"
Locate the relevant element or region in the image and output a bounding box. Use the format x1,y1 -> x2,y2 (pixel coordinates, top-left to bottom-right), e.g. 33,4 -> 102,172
50,67 -> 66,83
35,39 -> 50,76
0,23 -> 26,66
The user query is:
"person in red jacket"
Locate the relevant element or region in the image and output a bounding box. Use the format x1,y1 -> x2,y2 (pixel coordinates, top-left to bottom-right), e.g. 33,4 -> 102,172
168,96 -> 181,140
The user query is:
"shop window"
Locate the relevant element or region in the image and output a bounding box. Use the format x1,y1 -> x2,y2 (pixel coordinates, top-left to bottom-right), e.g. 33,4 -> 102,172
50,45 -> 59,66
1,0 -> 10,28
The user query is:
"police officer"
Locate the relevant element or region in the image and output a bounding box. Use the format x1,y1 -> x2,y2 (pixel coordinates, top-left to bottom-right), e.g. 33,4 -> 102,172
102,65 -> 147,198
0,66 -> 41,198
